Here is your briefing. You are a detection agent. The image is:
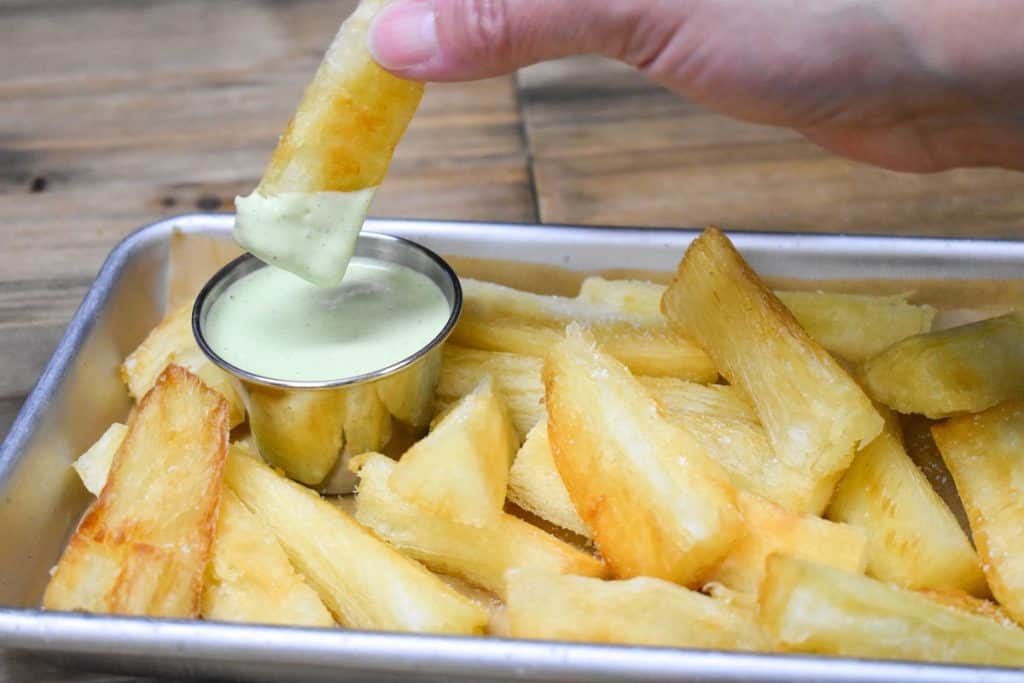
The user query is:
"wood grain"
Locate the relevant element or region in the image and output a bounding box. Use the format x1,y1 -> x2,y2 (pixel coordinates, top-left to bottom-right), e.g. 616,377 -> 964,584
519,56 -> 1024,235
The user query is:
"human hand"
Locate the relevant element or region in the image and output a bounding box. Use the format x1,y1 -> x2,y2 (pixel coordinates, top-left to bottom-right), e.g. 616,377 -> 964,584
368,0 -> 1024,172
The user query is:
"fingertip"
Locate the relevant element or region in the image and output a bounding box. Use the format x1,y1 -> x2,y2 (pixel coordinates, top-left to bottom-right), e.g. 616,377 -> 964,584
368,0 -> 440,72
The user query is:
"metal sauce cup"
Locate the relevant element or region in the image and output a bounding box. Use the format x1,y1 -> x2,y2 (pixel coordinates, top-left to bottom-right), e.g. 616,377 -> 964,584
192,232 -> 462,489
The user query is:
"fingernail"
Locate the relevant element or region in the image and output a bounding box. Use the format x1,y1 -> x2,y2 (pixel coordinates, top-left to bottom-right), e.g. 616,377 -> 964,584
369,0 -> 439,69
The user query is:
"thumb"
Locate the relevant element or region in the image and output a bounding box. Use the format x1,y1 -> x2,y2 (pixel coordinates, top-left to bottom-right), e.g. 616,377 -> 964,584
368,0 -> 663,81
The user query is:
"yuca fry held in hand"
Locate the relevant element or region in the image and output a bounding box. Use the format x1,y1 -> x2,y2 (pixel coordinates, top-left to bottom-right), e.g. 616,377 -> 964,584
456,279 -> 717,381
390,377 -> 517,526
256,0 -> 422,195
933,402 -> 1024,625
760,555 -> 1024,666
354,453 -> 605,597
72,423 -> 127,496
544,325 -> 741,585
826,409 -> 986,595
202,486 -> 334,627
236,0 -> 424,285
578,276 -> 937,363
44,366 -> 229,617
505,570 -> 767,651
120,303 -> 244,427
662,228 -> 883,514
861,311 -> 1024,418
225,449 -> 486,633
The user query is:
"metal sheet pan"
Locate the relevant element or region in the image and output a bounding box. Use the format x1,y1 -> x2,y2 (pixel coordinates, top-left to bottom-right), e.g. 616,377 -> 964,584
3,214 -> 1024,682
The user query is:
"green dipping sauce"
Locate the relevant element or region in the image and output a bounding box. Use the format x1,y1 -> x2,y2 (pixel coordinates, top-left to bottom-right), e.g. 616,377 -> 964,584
204,257 -> 450,382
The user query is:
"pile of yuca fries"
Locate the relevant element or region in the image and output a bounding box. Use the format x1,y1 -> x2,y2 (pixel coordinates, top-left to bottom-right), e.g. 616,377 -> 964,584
45,227 -> 1024,667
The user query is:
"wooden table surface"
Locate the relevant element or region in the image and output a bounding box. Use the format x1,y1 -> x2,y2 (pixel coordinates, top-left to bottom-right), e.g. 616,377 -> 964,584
2,1 -> 1024,680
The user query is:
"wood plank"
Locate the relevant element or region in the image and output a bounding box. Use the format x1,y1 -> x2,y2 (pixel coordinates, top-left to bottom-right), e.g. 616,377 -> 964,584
519,56 -> 1024,236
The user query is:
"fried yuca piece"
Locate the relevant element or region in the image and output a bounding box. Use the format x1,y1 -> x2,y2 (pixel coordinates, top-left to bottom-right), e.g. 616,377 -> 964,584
652,398 -> 808,513
462,277 -> 644,322
255,0 -> 422,195
456,279 -> 717,381
505,421 -> 863,588
202,487 -> 334,627
545,325 -> 741,584
638,375 -> 756,422
662,228 -> 883,514
246,385 -> 347,486
703,581 -> 758,612
225,450 -> 486,633
436,346 -> 744,440
577,277 -> 665,318
933,402 -> 1024,625
773,291 -> 936,363
75,438 -> 336,626
390,377 -> 517,526
120,303 -> 244,427
920,588 -> 1014,624
707,492 -> 867,595
354,453 -> 605,597
453,317 -> 717,382
512,415 -> 758,542
505,569 -> 767,651
343,383 -> 392,454
861,311 -> 1024,418
760,555 -> 1024,665
236,0 -> 424,285
72,423 -> 128,496
435,346 -> 546,438
502,364 -> 797,534
579,277 -> 937,363
446,346 -> 795,514
507,419 -> 590,538
44,366 -> 229,617
375,347 -> 443,429
826,409 -> 986,595
508,411 -> 770,537
70,435 -> 335,627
